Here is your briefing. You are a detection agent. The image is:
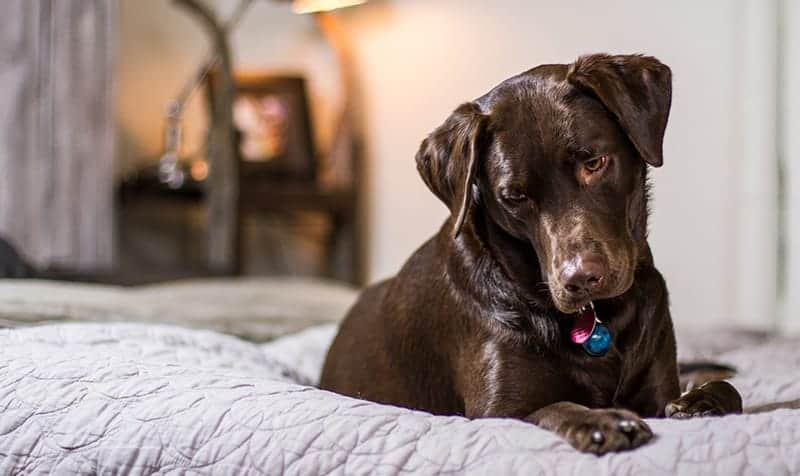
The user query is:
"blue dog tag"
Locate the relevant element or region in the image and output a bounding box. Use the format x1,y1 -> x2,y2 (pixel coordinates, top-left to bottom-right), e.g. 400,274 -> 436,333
582,322 -> 611,356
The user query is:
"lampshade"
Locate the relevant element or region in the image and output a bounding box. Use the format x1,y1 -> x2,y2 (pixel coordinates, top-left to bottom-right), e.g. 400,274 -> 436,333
291,0 -> 366,14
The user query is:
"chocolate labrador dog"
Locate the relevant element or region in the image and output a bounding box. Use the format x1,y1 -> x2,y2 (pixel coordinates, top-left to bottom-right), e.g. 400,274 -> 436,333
320,53 -> 742,454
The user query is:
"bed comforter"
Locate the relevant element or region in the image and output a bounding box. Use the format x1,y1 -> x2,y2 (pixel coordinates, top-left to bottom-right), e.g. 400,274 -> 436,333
1,322 -> 799,475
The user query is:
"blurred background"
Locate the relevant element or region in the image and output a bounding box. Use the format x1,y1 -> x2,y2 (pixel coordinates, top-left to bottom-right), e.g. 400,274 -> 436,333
0,0 -> 798,332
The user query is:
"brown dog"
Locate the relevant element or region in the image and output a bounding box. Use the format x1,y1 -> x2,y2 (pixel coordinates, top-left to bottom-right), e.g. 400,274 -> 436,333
320,53 -> 742,454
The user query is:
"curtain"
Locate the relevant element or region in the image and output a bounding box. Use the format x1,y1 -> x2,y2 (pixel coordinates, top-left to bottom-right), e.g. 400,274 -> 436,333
0,0 -> 116,271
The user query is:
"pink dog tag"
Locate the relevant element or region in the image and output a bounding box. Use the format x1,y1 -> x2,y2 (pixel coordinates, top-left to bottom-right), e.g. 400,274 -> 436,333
570,306 -> 596,344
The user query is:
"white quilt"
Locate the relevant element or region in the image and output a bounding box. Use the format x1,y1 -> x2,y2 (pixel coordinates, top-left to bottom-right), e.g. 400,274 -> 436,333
1,322 -> 799,475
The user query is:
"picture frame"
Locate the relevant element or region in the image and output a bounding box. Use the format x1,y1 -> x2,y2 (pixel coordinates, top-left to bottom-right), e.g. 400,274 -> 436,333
211,72 -> 317,181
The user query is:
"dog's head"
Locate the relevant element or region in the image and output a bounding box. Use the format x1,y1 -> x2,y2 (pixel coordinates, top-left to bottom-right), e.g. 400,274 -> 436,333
416,54 -> 671,313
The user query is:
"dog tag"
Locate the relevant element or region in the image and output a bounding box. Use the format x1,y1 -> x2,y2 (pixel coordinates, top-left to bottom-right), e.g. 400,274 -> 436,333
583,322 -> 611,356
571,303 -> 612,356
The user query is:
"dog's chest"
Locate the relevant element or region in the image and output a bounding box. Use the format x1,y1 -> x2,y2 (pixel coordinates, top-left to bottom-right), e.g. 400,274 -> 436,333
558,347 -> 625,407
482,337 -> 624,410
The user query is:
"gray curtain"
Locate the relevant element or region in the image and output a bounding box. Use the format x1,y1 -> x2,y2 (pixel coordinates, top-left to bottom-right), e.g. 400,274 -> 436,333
0,0 -> 116,271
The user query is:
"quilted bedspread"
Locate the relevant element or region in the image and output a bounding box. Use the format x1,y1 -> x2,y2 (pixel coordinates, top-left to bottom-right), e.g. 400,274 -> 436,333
1,323 -> 799,475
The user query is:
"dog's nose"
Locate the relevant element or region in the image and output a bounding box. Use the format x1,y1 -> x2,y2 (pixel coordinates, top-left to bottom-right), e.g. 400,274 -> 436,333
561,256 -> 607,297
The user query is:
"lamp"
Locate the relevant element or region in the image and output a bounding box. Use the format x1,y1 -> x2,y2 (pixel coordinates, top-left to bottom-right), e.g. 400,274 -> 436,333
291,0 -> 367,14
299,0 -> 365,189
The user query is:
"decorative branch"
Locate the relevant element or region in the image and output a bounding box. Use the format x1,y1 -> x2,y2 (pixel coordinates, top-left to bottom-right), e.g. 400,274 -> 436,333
172,0 -> 239,273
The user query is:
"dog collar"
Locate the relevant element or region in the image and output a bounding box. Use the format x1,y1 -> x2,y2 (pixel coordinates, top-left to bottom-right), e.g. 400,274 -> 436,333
570,302 -> 611,356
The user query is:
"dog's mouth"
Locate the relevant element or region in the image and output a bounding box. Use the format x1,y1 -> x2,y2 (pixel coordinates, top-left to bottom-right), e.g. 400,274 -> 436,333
548,273 -> 634,314
552,294 -> 594,315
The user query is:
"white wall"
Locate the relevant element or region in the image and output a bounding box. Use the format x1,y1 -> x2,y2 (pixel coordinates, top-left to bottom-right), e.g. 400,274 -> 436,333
783,0 -> 800,333
733,0 -> 779,330
118,0 -> 780,329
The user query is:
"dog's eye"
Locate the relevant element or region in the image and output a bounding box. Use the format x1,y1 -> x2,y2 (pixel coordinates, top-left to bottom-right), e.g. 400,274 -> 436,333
501,192 -> 528,204
584,155 -> 608,173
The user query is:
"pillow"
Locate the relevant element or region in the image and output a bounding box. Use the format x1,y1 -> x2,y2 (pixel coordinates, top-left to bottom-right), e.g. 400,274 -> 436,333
0,277 -> 357,341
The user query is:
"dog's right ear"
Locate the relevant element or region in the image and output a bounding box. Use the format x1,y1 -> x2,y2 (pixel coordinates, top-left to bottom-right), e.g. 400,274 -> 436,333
567,53 -> 672,167
416,102 -> 487,238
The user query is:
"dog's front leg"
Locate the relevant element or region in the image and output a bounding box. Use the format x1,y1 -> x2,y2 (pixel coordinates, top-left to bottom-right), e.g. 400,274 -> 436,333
526,402 -> 653,454
665,380 -> 743,418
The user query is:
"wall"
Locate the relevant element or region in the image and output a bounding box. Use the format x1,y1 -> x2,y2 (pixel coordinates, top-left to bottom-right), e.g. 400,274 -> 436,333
118,0 -> 779,329
783,0 -> 800,333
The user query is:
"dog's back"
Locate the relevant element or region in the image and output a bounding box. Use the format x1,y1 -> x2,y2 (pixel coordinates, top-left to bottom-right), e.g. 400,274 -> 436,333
320,235 -> 466,414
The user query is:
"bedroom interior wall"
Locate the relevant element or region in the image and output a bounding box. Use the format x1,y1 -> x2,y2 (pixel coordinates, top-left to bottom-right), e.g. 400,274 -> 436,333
732,0 -> 780,330
782,0 -> 800,334
118,0 -> 780,330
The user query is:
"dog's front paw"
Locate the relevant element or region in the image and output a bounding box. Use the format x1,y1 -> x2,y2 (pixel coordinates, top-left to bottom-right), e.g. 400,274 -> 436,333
665,380 -> 743,419
564,409 -> 653,455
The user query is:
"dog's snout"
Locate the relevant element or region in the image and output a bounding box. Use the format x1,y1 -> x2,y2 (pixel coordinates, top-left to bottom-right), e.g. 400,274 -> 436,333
560,255 -> 607,297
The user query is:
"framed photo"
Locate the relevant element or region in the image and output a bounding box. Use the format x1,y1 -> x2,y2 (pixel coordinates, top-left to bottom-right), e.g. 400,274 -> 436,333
215,73 -> 317,181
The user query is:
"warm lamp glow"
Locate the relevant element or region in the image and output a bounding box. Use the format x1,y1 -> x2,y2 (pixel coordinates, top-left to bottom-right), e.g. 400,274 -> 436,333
291,0 -> 366,14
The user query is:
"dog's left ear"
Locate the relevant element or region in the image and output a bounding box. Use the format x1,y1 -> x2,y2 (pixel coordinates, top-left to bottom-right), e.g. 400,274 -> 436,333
416,102 -> 488,238
567,53 -> 672,167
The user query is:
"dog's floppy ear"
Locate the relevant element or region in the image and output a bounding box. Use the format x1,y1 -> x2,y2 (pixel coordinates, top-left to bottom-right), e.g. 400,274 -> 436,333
567,54 -> 672,167
416,102 -> 487,238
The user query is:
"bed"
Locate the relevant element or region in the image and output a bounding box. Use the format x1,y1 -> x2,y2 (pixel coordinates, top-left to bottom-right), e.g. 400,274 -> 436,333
0,279 -> 798,475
